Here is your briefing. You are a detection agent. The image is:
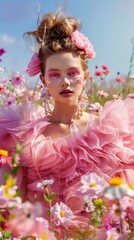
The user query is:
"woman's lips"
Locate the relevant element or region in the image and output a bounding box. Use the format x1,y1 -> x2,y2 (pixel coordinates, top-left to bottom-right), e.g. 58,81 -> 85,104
60,90 -> 73,96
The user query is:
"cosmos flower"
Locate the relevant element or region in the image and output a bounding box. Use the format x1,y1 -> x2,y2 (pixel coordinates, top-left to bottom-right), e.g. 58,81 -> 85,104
80,173 -> 106,197
103,177 -> 134,200
11,72 -> 25,86
50,202 -> 74,227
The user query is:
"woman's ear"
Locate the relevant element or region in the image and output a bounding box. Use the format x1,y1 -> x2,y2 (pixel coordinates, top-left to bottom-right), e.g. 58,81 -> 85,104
40,75 -> 46,85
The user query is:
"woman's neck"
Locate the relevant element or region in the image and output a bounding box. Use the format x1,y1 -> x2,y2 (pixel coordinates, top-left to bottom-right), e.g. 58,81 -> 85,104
49,102 -> 82,124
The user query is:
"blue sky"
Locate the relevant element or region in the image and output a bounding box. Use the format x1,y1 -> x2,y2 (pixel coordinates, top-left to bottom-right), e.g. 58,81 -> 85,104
0,0 -> 134,82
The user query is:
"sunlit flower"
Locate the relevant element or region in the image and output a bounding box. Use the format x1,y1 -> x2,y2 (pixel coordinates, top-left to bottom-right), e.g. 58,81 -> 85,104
101,65 -> 110,75
94,70 -> 103,76
97,90 -> 109,98
0,149 -> 11,165
113,94 -> 122,100
105,217 -> 120,230
36,179 -> 54,189
11,72 -> 25,86
116,77 -> 124,83
84,196 -> 95,212
13,85 -> 26,98
101,64 -> 109,71
80,173 -> 106,197
89,102 -> 103,115
0,155 -> 11,165
71,30 -> 96,58
106,228 -> 121,240
4,96 -> 16,106
127,93 -> 134,99
119,196 -> 134,220
0,84 -> 6,95
103,177 -> 134,200
50,202 -> 74,226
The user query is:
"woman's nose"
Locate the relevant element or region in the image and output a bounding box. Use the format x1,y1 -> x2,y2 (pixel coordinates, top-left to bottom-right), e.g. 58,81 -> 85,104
61,75 -> 70,86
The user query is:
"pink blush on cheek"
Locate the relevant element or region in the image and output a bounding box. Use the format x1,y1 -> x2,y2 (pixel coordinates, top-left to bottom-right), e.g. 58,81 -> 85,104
76,78 -> 83,84
45,78 -> 54,85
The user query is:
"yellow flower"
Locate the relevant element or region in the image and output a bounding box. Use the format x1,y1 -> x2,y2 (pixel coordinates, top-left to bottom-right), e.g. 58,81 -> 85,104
41,233 -> 47,239
6,177 -> 15,188
0,149 -> 8,157
60,211 -> 65,217
89,182 -> 97,187
109,177 -> 124,186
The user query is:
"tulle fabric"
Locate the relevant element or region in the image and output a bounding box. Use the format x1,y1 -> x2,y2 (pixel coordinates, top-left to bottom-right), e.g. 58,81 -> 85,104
0,98 -> 134,232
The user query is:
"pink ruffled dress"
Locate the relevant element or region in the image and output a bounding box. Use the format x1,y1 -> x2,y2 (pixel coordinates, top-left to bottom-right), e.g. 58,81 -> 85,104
0,98 -> 134,227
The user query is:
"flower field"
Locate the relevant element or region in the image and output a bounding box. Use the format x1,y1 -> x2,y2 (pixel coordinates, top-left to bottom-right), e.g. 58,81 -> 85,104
0,41 -> 134,240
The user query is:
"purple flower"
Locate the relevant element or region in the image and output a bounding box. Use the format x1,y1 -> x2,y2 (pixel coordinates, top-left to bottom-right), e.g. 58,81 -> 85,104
4,96 -> 16,106
0,48 -> 6,56
105,217 -> 120,230
11,72 -> 25,86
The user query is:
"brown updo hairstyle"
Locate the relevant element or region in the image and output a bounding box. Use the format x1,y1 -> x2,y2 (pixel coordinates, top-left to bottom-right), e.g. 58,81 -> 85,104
25,11 -> 89,75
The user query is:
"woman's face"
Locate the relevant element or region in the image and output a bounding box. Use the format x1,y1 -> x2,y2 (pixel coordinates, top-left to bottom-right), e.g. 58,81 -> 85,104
41,52 -> 87,105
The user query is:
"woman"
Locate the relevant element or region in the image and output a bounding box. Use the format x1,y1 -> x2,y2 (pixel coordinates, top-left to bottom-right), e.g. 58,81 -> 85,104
0,11 -> 134,239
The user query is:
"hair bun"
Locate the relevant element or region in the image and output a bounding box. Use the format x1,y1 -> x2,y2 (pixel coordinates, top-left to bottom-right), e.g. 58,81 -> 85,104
37,12 -> 80,43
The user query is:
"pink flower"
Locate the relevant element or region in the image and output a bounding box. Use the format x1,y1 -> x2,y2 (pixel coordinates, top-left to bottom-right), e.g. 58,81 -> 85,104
0,84 -> 6,95
127,93 -> 134,99
101,65 -> 110,75
50,202 -> 74,226
116,77 -> 124,83
94,70 -> 103,76
11,72 -> 25,86
8,201 -> 44,236
97,90 -> 109,98
129,75 -> 134,79
106,228 -> 121,240
120,196 -> 134,219
4,96 -> 16,106
1,76 -> 8,84
71,30 -> 96,58
80,173 -> 106,197
101,64 -> 109,71
0,155 -> 11,165
27,53 -> 41,77
105,217 -> 120,230
89,102 -> 103,115
0,48 -> 6,56
113,94 -> 122,100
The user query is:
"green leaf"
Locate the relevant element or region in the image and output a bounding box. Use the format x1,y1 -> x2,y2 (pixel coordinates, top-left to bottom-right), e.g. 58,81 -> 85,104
11,164 -> 22,175
92,219 -> 100,227
0,214 -> 5,222
4,229 -> 11,238
46,209 -> 51,216
47,192 -> 56,201
43,194 -> 51,203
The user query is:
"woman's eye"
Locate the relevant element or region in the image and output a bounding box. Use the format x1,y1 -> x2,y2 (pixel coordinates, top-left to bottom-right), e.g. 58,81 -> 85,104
68,70 -> 79,78
49,73 -> 61,79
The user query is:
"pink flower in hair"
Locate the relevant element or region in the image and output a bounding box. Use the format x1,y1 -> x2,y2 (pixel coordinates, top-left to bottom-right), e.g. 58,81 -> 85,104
27,53 -> 41,77
71,30 -> 96,58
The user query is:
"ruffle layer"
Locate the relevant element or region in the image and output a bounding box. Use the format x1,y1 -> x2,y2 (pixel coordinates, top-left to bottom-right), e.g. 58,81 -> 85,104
1,99 -> 134,227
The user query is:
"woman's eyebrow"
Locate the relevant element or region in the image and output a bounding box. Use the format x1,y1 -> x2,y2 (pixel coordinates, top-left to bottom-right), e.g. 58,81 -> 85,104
48,68 -> 60,72
48,67 -> 80,72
